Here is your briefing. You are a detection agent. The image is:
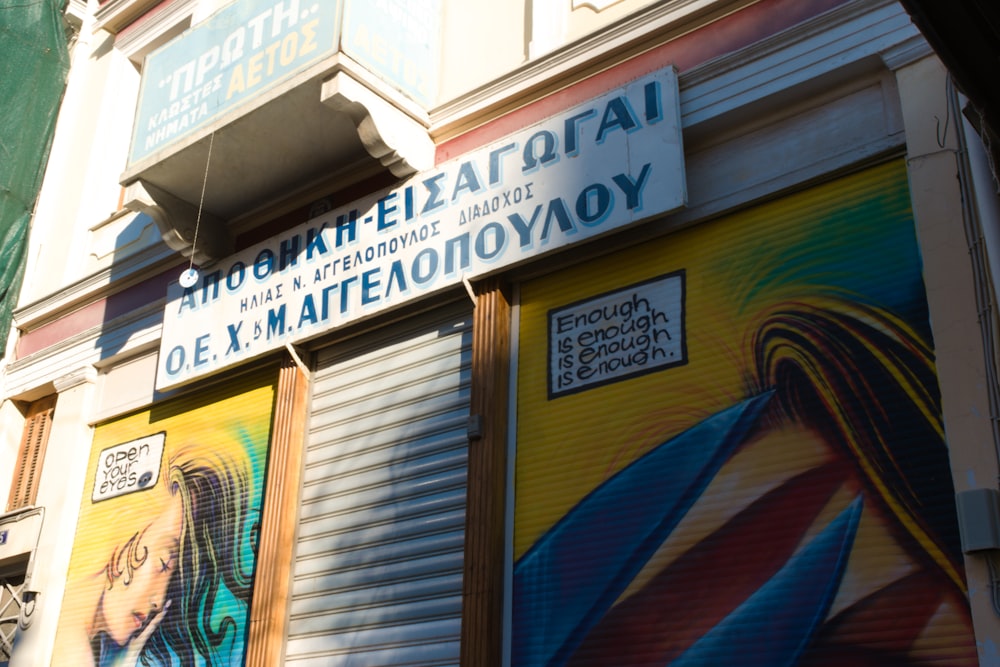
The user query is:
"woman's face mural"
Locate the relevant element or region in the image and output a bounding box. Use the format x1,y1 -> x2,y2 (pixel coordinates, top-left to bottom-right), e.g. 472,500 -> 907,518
95,494 -> 181,646
513,161 -> 978,666
53,371 -> 275,667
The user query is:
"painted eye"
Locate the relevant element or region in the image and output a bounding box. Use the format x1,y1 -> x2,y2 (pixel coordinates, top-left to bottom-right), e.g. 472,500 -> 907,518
138,471 -> 153,487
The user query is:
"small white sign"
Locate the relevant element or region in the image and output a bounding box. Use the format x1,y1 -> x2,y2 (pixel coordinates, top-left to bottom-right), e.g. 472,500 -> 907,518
548,271 -> 687,398
92,432 -> 166,503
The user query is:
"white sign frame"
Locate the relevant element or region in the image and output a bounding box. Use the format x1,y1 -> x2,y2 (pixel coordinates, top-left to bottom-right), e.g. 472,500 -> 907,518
92,432 -> 167,503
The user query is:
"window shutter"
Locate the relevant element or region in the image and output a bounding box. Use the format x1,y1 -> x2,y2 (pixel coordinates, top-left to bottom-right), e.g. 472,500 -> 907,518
6,395 -> 56,512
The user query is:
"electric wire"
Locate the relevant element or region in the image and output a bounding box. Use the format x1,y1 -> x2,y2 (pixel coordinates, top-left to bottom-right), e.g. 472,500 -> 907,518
189,132 -> 215,272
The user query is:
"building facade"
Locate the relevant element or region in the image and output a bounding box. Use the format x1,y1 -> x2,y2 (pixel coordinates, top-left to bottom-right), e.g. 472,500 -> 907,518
3,0 -> 1000,665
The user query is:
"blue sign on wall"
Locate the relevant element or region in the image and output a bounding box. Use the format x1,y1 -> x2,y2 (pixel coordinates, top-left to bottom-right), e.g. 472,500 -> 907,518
128,0 -> 342,165
342,0 -> 441,106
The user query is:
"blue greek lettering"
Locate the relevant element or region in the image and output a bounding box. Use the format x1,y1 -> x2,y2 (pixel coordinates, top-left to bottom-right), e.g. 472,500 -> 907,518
320,284 -> 337,320
386,259 -> 408,297
193,334 -> 211,367
377,192 -> 398,231
298,293 -> 318,328
226,261 -> 247,291
540,199 -> 575,241
422,172 -> 447,214
596,96 -> 639,143
266,305 -> 287,339
306,223 -> 329,259
644,81 -> 662,123
612,163 -> 652,210
164,346 -> 185,375
201,270 -> 221,304
279,234 -> 301,270
361,268 -> 380,305
507,205 -> 542,248
452,161 -> 484,201
178,288 -> 197,314
411,248 -> 439,284
253,249 -> 274,280
522,130 -> 558,173
475,221 -> 507,260
339,276 -> 357,313
444,234 -> 470,274
336,209 -> 358,247
488,143 -> 516,186
404,185 -> 415,220
564,108 -> 596,156
576,183 -> 612,226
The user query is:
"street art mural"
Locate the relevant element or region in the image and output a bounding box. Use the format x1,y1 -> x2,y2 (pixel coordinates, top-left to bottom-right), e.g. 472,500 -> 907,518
53,370 -> 276,666
513,160 -> 978,666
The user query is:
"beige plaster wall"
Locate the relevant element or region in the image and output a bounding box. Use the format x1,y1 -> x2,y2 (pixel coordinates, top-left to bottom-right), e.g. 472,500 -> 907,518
898,53 -> 1000,664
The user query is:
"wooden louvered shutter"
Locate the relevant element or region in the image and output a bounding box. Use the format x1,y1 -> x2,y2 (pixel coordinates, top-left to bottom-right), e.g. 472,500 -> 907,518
6,395 -> 56,511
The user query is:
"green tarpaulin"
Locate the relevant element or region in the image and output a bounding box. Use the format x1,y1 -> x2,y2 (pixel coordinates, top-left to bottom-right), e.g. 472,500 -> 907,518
0,0 -> 69,359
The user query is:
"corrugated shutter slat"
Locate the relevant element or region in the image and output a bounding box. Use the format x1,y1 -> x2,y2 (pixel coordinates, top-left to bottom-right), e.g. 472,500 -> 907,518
287,304 -> 472,666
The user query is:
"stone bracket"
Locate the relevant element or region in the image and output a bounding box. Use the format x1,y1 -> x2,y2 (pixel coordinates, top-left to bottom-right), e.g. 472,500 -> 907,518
321,71 -> 434,178
122,179 -> 234,264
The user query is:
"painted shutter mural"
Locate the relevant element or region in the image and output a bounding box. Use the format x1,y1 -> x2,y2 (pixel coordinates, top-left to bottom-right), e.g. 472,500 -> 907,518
513,160 -> 978,666
6,395 -> 55,511
286,302 -> 472,666
52,367 -> 278,667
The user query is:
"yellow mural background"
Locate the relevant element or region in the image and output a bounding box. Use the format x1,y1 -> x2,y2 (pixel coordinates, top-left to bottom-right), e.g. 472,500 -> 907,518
52,366 -> 277,664
514,160 -> 916,560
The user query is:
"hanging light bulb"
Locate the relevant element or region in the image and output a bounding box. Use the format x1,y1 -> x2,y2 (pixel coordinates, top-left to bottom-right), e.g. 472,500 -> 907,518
179,267 -> 200,288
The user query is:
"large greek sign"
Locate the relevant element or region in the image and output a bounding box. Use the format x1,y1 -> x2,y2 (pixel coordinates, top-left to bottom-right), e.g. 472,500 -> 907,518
155,66 -> 686,390
129,0 -> 342,165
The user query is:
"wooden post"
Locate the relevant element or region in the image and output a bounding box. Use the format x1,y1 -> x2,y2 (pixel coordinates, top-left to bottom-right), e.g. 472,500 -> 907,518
245,355 -> 309,666
461,277 -> 512,667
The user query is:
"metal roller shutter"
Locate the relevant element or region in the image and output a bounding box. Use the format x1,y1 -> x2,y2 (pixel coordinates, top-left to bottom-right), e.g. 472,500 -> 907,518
512,161 -> 977,666
287,302 -> 473,666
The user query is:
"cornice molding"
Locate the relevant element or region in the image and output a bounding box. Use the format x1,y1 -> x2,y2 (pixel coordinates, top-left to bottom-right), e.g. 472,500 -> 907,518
430,0 -> 757,140
681,0 -> 896,87
430,0 -> 907,143
879,33 -> 934,71
12,241 -> 176,334
94,0 -> 184,37
112,0 -> 196,64
6,305 -> 163,399
679,0 -> 915,130
53,366 -> 98,393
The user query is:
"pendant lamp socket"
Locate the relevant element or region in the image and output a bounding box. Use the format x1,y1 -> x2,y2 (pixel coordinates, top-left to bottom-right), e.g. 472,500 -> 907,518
179,267 -> 199,288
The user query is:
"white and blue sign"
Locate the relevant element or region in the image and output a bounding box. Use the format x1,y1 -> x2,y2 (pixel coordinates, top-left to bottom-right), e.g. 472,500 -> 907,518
92,432 -> 166,503
128,0 -> 342,165
342,0 -> 441,106
156,66 -> 686,390
548,272 -> 687,399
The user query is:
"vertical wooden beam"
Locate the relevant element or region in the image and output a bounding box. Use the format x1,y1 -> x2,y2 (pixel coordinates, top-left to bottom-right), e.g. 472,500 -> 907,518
246,355 -> 309,666
461,277 -> 512,667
